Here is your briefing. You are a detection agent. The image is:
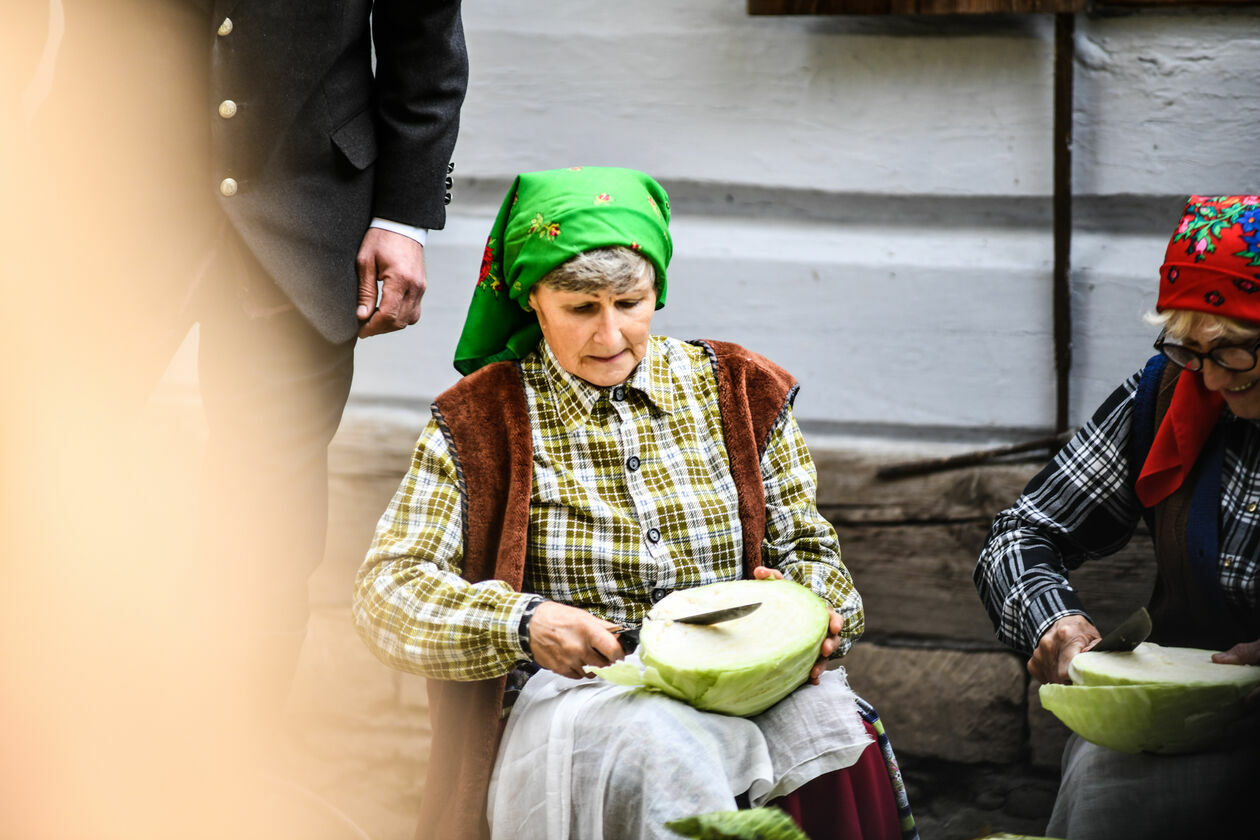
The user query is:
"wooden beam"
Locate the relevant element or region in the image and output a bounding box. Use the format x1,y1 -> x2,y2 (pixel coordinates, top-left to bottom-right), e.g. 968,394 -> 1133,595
748,0 -> 1086,13
749,0 -> 1253,12
1052,13 -> 1074,434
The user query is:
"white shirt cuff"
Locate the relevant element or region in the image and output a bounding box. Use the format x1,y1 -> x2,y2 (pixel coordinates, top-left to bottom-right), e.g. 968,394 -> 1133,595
370,218 -> 428,247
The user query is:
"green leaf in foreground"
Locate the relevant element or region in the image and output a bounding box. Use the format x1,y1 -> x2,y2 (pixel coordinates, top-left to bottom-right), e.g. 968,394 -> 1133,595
665,806 -> 809,840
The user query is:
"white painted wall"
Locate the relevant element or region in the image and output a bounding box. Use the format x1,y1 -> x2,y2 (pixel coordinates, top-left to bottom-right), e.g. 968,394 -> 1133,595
347,4 -> 1260,436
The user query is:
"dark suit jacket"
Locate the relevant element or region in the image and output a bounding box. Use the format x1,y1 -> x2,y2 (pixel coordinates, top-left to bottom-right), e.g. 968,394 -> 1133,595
209,0 -> 467,342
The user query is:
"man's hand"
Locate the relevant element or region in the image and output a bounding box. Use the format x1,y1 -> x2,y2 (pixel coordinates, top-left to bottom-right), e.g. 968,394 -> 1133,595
356,228 -> 426,338
1028,614 -> 1100,684
528,601 -> 624,680
751,565 -> 842,685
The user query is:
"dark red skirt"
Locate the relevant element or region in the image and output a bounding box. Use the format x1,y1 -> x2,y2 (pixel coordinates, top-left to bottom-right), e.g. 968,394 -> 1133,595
774,720 -> 906,840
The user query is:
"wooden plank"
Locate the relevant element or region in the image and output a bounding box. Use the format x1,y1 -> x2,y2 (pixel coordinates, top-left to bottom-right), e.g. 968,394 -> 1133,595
748,0 -> 1086,14
1097,0 -> 1258,5
831,519 -> 1157,645
843,644 -> 1027,762
748,0 -> 1254,12
812,449 -> 1043,524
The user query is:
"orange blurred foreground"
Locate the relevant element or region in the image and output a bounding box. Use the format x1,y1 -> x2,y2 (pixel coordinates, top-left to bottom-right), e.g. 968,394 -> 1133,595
2,3 -> 331,837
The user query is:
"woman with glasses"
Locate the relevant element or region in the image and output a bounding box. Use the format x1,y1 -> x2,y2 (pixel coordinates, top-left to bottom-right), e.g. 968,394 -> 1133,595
975,195 -> 1260,839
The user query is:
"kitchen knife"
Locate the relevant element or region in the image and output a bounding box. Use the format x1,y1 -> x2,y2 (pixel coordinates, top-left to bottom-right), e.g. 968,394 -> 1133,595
611,602 -> 762,653
1091,607 -> 1152,652
673,602 -> 762,625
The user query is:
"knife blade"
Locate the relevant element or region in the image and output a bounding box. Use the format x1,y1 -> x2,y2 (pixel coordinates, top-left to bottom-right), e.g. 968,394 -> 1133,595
1091,607 -> 1153,652
674,602 -> 762,625
610,602 -> 762,654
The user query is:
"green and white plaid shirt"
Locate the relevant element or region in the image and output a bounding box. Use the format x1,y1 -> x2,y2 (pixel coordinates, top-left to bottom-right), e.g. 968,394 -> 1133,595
354,336 -> 863,681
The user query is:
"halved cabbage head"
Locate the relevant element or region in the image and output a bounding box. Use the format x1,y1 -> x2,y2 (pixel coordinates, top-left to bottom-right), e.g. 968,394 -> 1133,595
1039,642 -> 1260,754
588,579 -> 830,717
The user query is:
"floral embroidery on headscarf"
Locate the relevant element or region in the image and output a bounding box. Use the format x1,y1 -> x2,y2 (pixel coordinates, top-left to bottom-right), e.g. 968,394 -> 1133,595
1239,204 -> 1260,264
595,193 -> 612,204
528,213 -> 561,240
1234,276 -> 1260,294
1170,196 -> 1260,265
647,196 -> 662,219
476,237 -> 502,292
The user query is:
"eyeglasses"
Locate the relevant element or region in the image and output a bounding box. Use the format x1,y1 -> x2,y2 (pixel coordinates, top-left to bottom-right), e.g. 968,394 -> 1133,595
1154,332 -> 1260,373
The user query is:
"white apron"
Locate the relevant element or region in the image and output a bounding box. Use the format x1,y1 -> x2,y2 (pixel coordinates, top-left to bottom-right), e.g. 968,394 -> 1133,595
487,666 -> 871,840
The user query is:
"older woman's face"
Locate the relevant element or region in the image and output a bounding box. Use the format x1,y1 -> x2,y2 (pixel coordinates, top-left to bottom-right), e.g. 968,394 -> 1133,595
530,276 -> 655,387
1183,325 -> 1260,419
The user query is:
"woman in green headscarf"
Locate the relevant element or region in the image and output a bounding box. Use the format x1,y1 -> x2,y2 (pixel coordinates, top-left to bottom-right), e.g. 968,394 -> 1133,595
353,167 -> 908,840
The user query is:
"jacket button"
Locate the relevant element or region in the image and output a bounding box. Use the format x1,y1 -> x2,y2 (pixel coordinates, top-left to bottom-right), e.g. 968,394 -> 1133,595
218,100 -> 238,119
1248,502 -> 1257,513
443,193 -> 452,205
217,17 -> 233,37
646,527 -> 660,544
219,177 -> 238,197
447,161 -> 455,173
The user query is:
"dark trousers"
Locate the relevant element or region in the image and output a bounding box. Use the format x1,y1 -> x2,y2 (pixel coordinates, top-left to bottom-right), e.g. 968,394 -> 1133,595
193,222 -> 356,718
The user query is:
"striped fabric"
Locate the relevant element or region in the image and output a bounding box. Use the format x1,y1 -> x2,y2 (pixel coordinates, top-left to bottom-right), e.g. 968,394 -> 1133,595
856,697 -> 920,840
975,367 -> 1260,655
354,335 -> 862,682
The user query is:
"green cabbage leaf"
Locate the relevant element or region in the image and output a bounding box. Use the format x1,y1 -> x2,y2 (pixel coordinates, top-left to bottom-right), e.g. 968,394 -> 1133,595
665,806 -> 809,840
1039,642 -> 1260,754
588,579 -> 830,717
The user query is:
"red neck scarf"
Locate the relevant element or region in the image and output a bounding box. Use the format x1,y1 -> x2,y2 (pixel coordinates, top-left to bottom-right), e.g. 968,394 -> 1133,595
1136,195 -> 1260,508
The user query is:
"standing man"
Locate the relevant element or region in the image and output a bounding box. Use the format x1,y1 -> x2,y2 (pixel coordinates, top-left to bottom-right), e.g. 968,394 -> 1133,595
4,6 -> 466,833
193,0 -> 469,714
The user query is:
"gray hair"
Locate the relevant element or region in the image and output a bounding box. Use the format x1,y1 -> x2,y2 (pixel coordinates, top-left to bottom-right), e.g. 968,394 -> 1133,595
538,246 -> 657,296
1144,309 -> 1260,344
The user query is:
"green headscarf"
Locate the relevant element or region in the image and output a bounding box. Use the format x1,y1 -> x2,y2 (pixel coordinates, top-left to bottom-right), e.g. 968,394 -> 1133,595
453,167 -> 672,375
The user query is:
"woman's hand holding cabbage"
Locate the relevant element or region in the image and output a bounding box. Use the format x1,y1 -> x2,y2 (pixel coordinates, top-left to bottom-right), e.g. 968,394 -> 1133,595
751,565 -> 844,686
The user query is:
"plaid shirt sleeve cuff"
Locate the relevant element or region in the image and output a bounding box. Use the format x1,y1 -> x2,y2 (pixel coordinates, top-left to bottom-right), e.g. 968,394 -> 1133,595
1025,587 -> 1091,653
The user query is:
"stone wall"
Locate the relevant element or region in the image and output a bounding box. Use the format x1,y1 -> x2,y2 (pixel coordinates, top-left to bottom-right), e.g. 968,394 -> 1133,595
280,408 -> 1158,840
810,444 -> 1156,837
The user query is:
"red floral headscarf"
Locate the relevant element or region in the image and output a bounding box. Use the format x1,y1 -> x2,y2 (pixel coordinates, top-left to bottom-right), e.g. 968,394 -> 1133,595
1135,195 -> 1260,507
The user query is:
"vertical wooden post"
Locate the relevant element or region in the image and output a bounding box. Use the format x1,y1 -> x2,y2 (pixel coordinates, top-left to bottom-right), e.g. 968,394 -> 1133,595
1053,13 -> 1075,433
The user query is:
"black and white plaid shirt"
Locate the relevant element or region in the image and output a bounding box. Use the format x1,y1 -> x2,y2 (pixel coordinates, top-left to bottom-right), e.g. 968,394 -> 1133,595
975,367 -> 1260,655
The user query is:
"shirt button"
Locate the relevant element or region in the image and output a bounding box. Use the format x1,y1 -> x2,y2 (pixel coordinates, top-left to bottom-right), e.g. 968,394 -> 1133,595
626,456 -> 640,472
612,386 -> 626,402
646,527 -> 660,544
217,17 -> 233,37
218,99 -> 238,119
1224,558 -> 1234,568
1248,502 -> 1257,513
219,177 -> 238,197
651,588 -> 668,602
